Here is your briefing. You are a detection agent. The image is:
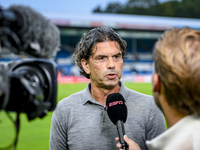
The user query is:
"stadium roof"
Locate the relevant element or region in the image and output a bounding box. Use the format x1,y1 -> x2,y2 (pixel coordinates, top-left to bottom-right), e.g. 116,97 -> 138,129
43,12 -> 200,31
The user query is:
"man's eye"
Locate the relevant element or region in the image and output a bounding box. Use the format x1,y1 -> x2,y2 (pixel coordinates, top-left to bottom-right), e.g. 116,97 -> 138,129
114,54 -> 122,59
115,55 -> 119,59
99,57 -> 104,60
98,56 -> 106,60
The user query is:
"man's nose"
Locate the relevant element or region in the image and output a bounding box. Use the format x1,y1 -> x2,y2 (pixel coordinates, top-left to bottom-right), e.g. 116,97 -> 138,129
106,57 -> 115,69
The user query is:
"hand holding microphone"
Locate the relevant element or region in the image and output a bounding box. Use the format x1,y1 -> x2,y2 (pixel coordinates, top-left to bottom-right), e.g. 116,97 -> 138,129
106,93 -> 128,150
116,135 -> 141,150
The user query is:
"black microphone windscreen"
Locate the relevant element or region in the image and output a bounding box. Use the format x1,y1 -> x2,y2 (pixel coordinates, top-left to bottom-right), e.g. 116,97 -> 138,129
106,93 -> 127,125
8,5 -> 60,59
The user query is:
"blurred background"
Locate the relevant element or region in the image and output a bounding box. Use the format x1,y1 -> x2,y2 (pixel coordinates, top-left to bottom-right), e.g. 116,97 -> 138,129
1,0 -> 200,84
0,0 -> 200,149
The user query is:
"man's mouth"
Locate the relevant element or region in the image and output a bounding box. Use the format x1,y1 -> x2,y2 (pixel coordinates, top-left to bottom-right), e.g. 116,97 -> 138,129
106,73 -> 116,79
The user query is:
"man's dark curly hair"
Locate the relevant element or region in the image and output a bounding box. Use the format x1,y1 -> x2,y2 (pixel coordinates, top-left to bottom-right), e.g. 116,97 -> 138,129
73,26 -> 127,79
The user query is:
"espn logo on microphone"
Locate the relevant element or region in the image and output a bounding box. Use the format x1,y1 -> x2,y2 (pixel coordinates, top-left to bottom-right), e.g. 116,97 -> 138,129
106,101 -> 126,110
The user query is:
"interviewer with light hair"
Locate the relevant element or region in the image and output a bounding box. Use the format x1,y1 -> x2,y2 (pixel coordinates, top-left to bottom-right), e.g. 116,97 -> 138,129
117,27 -> 200,150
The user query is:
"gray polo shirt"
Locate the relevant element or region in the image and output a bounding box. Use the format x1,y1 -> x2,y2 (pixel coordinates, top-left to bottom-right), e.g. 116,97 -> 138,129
49,81 -> 166,150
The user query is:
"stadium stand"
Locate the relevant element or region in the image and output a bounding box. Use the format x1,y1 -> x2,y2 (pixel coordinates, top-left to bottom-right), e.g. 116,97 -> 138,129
2,12 -> 200,82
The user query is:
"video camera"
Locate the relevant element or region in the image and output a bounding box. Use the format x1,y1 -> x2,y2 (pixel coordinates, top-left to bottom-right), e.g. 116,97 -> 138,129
0,5 -> 60,121
0,59 -> 57,121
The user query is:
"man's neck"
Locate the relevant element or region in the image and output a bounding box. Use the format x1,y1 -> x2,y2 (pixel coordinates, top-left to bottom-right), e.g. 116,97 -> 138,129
90,83 -> 120,106
161,97 -> 187,128
165,109 -> 186,128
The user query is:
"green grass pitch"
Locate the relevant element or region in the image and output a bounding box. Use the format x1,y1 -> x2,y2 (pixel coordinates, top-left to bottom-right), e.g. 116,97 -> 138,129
0,82 -> 152,150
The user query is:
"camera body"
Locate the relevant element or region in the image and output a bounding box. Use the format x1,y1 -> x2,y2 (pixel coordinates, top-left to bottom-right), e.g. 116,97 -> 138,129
0,58 -> 57,120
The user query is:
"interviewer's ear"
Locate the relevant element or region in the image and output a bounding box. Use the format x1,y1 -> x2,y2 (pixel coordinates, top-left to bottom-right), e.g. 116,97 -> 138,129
81,58 -> 90,74
152,73 -> 161,93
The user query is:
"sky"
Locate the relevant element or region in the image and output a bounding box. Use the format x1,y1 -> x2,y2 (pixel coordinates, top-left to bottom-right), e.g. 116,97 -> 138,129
0,0 -> 171,15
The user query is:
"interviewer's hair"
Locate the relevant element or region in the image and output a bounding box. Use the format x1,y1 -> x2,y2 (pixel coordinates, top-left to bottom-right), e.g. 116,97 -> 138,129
153,27 -> 200,115
73,26 -> 127,79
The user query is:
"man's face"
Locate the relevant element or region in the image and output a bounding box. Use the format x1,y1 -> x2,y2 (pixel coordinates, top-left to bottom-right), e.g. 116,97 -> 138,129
86,41 -> 123,89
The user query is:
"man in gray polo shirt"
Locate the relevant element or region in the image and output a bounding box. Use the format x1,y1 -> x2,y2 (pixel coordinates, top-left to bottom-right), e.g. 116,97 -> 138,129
49,27 -> 166,150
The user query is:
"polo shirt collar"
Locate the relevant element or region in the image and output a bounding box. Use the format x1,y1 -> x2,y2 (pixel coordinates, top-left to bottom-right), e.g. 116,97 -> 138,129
81,83 -> 98,105
81,81 -> 129,105
118,81 -> 129,101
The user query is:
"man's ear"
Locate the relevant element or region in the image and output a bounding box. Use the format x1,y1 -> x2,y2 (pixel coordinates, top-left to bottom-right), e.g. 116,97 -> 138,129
81,58 -> 90,74
152,73 -> 161,93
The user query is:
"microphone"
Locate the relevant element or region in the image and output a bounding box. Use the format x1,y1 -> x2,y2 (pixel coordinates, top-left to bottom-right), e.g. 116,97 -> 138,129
106,93 -> 128,150
0,5 -> 60,59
